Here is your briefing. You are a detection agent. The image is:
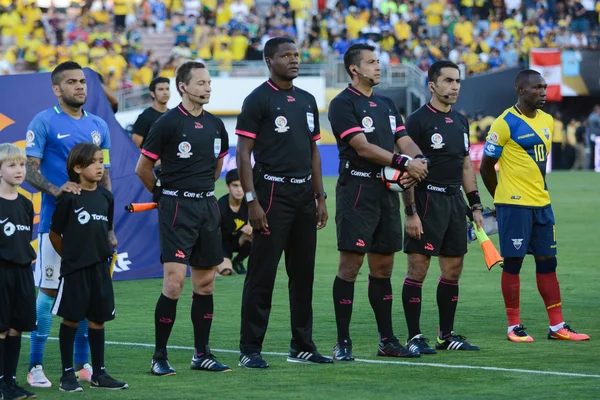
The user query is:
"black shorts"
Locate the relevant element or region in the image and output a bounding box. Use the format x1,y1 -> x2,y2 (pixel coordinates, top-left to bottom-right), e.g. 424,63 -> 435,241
52,261 -> 115,323
336,176 -> 402,254
222,237 -> 241,260
404,187 -> 468,257
0,265 -> 36,332
158,193 -> 223,268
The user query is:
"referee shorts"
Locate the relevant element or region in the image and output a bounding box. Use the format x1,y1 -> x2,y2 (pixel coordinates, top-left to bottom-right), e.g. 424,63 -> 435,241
404,184 -> 468,257
336,172 -> 402,254
158,189 -> 223,268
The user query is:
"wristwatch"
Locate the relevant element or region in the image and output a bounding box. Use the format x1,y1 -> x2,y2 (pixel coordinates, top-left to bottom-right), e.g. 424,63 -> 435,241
471,204 -> 484,212
315,192 -> 327,200
245,191 -> 257,202
405,204 -> 417,216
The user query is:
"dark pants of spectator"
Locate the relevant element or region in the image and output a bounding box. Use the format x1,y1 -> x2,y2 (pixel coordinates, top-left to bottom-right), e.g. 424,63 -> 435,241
572,144 -> 586,170
551,142 -> 563,170
589,139 -> 596,170
115,15 -> 126,30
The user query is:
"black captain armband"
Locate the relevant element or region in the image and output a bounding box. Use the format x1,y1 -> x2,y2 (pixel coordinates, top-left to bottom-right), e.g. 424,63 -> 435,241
391,153 -> 411,172
466,190 -> 481,207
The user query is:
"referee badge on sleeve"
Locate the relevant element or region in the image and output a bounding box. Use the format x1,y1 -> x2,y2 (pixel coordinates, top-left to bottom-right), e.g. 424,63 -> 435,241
389,116 -> 396,133
464,133 -> 469,151
214,138 -> 222,158
306,112 -> 315,132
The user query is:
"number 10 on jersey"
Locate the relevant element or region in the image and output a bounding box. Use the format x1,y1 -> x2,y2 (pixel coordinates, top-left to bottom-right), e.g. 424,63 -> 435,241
534,144 -> 546,162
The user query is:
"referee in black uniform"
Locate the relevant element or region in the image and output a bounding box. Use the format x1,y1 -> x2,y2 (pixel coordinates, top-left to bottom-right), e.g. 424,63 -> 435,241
401,60 -> 484,355
132,77 -> 170,149
329,43 -> 428,362
136,61 -> 231,375
236,37 -> 331,368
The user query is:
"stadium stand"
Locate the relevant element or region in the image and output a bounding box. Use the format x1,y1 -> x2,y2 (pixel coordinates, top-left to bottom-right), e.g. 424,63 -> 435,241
0,0 -> 599,85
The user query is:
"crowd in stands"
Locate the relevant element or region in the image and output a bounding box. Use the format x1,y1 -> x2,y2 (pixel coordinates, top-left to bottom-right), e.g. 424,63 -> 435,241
1,0 -> 599,85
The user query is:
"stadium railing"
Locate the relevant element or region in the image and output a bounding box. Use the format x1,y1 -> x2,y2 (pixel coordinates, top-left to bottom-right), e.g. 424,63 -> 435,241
115,60 -> 428,113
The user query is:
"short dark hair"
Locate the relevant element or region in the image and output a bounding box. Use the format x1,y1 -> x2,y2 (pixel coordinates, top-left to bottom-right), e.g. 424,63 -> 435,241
51,61 -> 83,85
67,142 -> 102,183
225,168 -> 239,185
514,69 -> 541,87
263,37 -> 295,61
343,43 -> 375,78
175,61 -> 206,96
150,77 -> 170,93
427,60 -> 460,83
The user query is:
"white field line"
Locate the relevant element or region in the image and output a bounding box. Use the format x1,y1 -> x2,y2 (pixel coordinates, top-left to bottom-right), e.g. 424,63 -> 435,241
23,336 -> 600,379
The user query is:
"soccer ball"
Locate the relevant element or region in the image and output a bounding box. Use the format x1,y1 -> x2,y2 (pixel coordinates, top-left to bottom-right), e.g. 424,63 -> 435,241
381,166 -> 410,192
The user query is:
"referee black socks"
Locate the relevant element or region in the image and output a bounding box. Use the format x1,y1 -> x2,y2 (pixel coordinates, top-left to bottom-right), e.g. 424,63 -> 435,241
191,292 -> 213,356
368,275 -> 395,342
154,293 -> 178,357
333,276 -> 355,342
402,278 -> 424,339
437,277 -> 459,339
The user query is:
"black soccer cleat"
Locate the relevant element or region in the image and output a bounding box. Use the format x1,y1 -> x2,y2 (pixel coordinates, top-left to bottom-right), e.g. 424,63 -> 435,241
406,334 -> 437,355
0,381 -> 27,400
238,353 -> 269,369
59,371 -> 84,392
287,349 -> 334,364
333,339 -> 354,361
191,348 -> 232,372
436,332 -> 480,351
90,371 -> 128,390
151,352 -> 176,376
377,340 -> 420,358
11,382 -> 37,399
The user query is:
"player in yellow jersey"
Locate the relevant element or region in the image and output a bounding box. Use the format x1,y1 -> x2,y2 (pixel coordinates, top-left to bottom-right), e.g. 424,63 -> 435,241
480,70 -> 590,343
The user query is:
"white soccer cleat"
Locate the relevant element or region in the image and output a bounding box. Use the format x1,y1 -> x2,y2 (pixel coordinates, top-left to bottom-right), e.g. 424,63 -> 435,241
27,364 -> 52,388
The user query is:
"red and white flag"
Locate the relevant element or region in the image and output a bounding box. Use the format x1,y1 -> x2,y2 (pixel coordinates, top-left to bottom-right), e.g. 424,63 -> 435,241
529,49 -> 562,102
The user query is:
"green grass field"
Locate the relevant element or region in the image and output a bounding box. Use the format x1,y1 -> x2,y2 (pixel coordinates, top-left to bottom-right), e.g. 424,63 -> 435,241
19,172 -> 600,399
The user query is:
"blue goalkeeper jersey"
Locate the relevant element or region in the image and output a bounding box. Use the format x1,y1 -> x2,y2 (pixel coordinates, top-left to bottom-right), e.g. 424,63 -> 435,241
25,104 -> 111,233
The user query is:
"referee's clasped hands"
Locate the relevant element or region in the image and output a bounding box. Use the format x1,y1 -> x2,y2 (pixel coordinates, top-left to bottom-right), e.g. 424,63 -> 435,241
403,158 -> 429,188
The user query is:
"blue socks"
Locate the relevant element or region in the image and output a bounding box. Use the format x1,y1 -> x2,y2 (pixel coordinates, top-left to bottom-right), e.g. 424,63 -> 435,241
74,319 -> 89,369
29,292 -> 54,368
29,292 -> 90,369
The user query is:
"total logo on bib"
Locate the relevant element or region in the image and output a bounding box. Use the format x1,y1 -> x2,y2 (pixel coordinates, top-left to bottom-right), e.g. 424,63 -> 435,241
275,116 -> 290,133
430,133 -> 445,149
177,141 -> 193,158
362,116 -> 374,133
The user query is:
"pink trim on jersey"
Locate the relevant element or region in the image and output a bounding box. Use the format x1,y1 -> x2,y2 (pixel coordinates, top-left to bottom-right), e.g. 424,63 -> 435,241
266,80 -> 279,91
312,134 -> 321,141
142,149 -> 159,160
347,87 -> 361,96
340,126 -> 362,139
218,150 -> 229,158
177,106 -> 189,116
426,104 -> 437,113
395,126 -> 406,132
235,129 -> 257,139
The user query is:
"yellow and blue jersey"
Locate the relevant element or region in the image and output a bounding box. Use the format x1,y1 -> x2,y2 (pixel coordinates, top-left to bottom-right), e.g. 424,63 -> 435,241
484,105 -> 553,208
25,104 -> 111,233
